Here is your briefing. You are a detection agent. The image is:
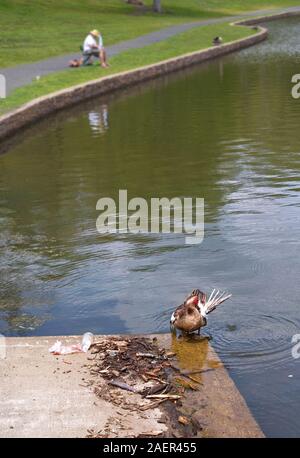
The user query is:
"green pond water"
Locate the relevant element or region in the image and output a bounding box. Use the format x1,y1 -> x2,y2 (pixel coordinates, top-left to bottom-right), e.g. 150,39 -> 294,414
1,18 -> 300,437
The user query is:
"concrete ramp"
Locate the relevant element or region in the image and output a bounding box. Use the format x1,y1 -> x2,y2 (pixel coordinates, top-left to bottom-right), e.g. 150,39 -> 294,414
0,334 -> 263,438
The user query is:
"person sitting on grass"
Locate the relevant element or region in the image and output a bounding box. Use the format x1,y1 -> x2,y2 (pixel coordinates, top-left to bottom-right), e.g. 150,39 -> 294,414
69,29 -> 109,68
82,29 -> 109,68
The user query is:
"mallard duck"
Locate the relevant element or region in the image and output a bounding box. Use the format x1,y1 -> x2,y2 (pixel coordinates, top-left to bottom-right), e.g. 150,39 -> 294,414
170,288 -> 232,336
213,36 -> 223,45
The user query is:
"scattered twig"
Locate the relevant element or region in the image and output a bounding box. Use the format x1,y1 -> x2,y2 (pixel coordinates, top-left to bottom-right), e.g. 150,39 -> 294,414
137,431 -> 163,438
186,374 -> 203,385
108,380 -> 136,393
174,376 -> 199,391
136,352 -> 157,359
141,383 -> 168,397
178,415 -> 189,426
139,398 -> 169,411
145,394 -> 181,400
181,368 -> 215,376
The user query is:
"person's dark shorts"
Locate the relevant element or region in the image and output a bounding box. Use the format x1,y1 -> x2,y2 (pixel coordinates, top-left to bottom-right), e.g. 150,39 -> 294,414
82,49 -> 100,65
84,50 -> 100,57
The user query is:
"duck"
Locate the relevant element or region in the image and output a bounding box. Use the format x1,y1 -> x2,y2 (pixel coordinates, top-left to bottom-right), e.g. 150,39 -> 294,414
170,288 -> 232,336
213,36 -> 223,45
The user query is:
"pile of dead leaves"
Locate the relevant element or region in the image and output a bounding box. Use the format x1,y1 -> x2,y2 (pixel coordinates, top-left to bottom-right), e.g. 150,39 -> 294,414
84,336 -> 204,413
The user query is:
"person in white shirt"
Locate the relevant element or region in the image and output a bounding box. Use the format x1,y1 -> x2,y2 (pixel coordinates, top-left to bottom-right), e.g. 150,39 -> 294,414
82,29 -> 108,68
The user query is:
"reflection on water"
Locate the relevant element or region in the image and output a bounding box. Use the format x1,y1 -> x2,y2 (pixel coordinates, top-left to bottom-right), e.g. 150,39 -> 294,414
1,18 -> 300,436
88,104 -> 109,136
170,334 -> 221,373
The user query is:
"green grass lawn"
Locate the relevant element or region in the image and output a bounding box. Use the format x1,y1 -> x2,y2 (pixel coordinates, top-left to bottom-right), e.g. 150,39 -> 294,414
0,0 -> 299,68
0,21 -> 257,114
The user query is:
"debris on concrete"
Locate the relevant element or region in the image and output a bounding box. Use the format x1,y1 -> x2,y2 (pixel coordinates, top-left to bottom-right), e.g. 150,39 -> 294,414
178,415 -> 190,425
86,336 -> 183,409
49,332 -> 93,355
0,334 -> 265,438
82,335 -> 211,437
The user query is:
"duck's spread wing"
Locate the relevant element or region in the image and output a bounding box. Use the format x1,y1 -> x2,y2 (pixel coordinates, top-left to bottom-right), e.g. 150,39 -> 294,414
204,290 -> 232,314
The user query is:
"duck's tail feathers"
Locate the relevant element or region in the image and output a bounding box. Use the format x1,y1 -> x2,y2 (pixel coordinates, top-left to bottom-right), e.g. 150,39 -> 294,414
204,289 -> 232,315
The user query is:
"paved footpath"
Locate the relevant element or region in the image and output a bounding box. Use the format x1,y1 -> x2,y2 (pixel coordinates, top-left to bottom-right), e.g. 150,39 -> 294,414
1,6 -> 300,95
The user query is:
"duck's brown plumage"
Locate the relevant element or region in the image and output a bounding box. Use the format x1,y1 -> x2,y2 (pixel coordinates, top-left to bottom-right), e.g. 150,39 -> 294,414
170,288 -> 232,335
172,303 -> 206,333
170,289 -> 207,334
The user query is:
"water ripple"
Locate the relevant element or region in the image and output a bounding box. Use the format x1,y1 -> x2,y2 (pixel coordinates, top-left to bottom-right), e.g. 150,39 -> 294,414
211,313 -> 299,374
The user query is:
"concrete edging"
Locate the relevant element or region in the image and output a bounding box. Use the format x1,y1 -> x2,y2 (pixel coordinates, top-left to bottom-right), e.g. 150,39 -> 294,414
0,10 -> 299,141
